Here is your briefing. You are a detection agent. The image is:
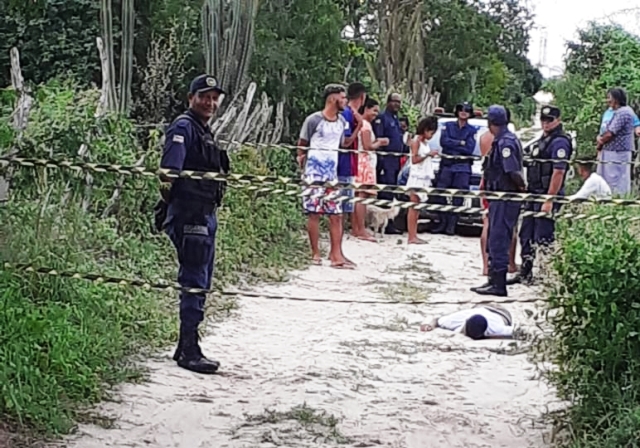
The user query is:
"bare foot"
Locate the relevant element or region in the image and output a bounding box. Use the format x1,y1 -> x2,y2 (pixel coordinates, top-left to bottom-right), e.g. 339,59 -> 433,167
353,232 -> 377,242
408,238 -> 428,245
312,254 -> 322,265
330,262 -> 355,270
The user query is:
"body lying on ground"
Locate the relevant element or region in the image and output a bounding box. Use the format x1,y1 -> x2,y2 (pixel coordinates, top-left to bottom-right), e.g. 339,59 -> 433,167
419,303 -> 514,340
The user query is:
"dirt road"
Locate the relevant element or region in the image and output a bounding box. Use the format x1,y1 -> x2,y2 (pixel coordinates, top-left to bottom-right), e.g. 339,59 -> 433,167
66,232 -> 552,448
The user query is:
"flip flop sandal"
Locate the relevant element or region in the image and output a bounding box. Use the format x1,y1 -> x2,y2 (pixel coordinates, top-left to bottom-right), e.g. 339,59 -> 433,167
312,259 -> 322,266
409,239 -> 429,245
330,263 -> 355,270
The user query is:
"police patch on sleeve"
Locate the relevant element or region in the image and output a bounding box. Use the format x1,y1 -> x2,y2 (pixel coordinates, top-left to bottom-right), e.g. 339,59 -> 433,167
172,134 -> 185,144
502,147 -> 512,158
557,148 -> 567,159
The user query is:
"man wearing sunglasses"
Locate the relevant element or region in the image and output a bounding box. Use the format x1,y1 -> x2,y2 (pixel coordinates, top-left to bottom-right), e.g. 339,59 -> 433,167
508,105 -> 572,285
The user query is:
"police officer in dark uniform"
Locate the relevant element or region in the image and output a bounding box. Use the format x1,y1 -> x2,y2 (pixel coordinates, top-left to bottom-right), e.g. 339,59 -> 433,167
431,101 -> 476,235
508,105 -> 572,285
158,74 -> 230,374
373,93 -> 405,234
472,105 -> 525,297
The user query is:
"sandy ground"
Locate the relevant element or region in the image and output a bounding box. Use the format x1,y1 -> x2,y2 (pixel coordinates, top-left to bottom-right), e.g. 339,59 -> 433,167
65,232 -> 554,448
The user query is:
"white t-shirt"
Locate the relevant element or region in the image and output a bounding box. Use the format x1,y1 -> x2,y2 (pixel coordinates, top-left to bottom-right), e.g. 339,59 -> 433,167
437,307 -> 513,338
299,111 -> 348,178
568,173 -> 612,201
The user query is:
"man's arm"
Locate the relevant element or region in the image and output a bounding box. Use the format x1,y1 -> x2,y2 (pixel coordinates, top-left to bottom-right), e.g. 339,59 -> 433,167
297,114 -> 317,169
458,128 -> 476,156
547,141 -> 571,196
159,122 -> 190,202
568,176 -> 598,201
440,123 -> 465,154
342,111 -> 362,148
500,145 -> 526,191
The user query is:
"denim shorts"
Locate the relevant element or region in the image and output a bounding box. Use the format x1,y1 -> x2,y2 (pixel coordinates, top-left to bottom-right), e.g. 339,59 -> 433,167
338,176 -> 355,213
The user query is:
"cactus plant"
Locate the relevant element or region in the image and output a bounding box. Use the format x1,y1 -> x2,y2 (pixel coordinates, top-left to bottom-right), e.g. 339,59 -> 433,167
202,0 -> 259,101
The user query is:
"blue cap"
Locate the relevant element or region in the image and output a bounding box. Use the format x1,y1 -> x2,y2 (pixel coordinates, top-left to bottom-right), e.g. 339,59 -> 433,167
487,105 -> 508,126
189,74 -> 225,95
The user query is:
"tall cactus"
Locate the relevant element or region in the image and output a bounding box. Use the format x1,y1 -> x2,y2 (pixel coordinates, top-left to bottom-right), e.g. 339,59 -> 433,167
202,0 -> 259,100
118,0 -> 134,114
98,0 -> 134,115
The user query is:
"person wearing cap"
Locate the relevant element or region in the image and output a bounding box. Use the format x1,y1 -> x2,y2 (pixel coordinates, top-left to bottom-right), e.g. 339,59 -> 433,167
297,84 -> 353,269
158,74 -> 229,374
373,93 -> 405,235
431,101 -> 476,235
472,105 -> 525,297
508,105 -> 572,286
419,303 -> 515,340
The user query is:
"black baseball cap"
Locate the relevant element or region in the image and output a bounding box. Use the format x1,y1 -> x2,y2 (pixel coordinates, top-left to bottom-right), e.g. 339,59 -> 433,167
540,105 -> 561,120
189,74 -> 226,95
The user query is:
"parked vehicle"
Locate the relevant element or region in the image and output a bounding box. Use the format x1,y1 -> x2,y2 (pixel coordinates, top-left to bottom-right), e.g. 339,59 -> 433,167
395,109 -> 515,233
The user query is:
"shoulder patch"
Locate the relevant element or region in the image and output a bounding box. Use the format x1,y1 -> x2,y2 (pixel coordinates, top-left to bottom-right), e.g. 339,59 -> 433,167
557,148 -> 567,159
172,134 -> 185,144
374,119 -> 381,124
501,147 -> 512,158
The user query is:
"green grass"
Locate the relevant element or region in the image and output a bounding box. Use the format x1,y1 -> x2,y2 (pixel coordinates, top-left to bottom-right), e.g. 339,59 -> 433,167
0,145 -> 309,440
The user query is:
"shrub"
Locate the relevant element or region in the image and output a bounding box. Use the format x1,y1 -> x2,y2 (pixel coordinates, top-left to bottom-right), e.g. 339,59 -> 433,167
534,204 -> 640,447
0,82 -> 309,438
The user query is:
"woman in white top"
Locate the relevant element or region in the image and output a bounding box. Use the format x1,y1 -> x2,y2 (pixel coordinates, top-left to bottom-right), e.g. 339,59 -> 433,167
352,98 -> 389,241
406,116 -> 440,244
569,160 -> 613,201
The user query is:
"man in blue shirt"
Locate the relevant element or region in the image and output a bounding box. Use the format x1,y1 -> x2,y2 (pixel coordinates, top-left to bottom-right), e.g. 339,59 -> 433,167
159,74 -> 229,375
431,102 -> 476,235
340,82 -> 366,242
373,93 -> 406,235
472,105 -> 525,297
508,105 -> 572,286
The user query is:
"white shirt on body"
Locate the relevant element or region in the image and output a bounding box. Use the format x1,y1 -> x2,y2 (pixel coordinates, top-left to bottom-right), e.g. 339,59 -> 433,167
568,173 -> 612,201
437,307 -> 514,338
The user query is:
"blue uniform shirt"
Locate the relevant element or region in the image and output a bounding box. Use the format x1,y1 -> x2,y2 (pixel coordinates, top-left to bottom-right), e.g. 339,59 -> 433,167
547,135 -> 572,196
440,121 -> 476,172
486,127 -> 523,192
161,113 -> 203,172
373,110 -> 405,154
338,106 -> 355,178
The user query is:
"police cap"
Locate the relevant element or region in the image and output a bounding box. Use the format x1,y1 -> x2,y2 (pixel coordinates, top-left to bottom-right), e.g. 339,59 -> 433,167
487,105 -> 508,126
540,105 -> 561,120
190,74 -> 226,95
455,101 -> 473,116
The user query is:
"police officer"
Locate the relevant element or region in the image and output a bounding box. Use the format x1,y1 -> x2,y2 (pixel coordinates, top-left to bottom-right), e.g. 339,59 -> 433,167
472,105 -> 525,297
159,74 -> 230,374
508,105 -> 572,285
373,93 -> 405,235
431,101 -> 476,235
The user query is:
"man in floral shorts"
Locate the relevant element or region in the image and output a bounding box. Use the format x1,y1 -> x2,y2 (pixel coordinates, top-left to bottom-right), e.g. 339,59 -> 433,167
297,84 -> 354,269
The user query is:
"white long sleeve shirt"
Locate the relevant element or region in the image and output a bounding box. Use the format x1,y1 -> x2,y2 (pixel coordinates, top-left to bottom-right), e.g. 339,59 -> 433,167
568,173 -> 612,201
437,307 -> 514,338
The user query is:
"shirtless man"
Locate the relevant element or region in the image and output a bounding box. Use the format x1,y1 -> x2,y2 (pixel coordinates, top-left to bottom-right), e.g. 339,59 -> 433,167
419,303 -> 514,340
479,121 -> 518,277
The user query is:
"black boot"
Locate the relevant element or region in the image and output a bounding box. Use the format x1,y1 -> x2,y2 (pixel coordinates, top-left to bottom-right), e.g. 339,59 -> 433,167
473,270 -> 507,297
506,259 -> 533,286
384,218 -> 403,235
430,213 -> 447,234
470,271 -> 493,292
445,215 -> 458,236
174,327 -> 220,374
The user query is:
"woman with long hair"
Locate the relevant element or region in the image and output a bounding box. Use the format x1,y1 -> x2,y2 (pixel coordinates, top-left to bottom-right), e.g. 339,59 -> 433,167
351,98 -> 389,241
406,116 -> 439,244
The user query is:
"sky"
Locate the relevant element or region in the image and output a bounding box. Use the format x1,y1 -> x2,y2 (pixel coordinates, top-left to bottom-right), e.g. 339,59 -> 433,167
527,0 -> 640,78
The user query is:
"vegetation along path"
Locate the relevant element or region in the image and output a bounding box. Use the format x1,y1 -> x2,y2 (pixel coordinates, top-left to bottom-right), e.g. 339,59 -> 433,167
66,233 -> 552,448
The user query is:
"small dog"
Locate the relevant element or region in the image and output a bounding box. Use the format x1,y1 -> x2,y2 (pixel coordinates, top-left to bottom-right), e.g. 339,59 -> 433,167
365,201 -> 401,238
